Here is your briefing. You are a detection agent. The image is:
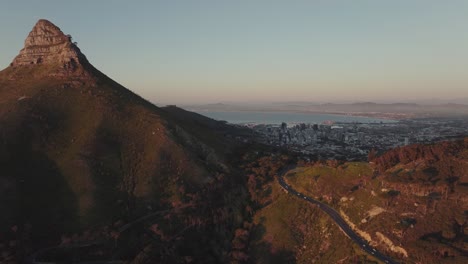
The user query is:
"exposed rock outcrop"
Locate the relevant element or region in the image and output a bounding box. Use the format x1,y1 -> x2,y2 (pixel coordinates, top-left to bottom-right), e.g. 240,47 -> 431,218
10,19 -> 89,69
375,232 -> 408,257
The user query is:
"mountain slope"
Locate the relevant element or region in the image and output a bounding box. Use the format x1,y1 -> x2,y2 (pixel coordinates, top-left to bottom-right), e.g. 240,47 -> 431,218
0,19 -> 247,263
245,139 -> 467,263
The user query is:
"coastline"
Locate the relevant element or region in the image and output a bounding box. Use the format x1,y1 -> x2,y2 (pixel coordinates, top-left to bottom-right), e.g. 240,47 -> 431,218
191,109 -> 399,125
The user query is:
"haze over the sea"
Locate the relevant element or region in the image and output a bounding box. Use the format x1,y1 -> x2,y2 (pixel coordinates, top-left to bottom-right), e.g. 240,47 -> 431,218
195,111 -> 395,125
1,0 -> 468,104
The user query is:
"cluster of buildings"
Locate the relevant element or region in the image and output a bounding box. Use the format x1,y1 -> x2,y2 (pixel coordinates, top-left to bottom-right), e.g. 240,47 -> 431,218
249,118 -> 468,161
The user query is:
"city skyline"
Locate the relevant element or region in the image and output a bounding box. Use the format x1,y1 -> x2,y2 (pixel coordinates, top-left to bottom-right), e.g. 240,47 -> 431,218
1,0 -> 468,104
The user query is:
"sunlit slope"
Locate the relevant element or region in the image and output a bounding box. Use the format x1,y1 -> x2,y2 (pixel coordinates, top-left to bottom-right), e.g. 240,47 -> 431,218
283,140 -> 467,263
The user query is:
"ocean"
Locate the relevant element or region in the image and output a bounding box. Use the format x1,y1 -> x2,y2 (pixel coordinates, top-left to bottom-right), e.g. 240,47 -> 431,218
194,111 -> 396,125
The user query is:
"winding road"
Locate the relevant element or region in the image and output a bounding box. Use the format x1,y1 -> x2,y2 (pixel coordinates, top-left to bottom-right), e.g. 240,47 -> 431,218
277,168 -> 398,264
29,169 -> 399,264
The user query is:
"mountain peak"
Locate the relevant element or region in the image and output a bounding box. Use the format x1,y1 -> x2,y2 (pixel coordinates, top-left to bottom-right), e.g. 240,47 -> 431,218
10,19 -> 89,68
26,19 -> 65,46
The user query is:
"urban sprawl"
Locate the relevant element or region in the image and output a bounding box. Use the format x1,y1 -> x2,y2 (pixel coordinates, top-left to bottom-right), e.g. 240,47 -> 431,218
244,118 -> 468,161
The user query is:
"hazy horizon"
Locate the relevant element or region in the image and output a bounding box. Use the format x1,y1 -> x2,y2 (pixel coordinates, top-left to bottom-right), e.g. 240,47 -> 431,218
178,97 -> 468,107
1,1 -> 468,105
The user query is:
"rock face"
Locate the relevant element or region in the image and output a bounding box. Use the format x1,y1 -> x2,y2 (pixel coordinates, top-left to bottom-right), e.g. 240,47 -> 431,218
11,19 -> 89,68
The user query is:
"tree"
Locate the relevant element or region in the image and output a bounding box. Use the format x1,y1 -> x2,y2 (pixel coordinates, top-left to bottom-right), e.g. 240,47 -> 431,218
367,148 -> 377,162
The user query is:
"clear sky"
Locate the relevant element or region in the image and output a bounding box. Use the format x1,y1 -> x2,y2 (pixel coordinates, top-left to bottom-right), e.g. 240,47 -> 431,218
1,0 -> 468,104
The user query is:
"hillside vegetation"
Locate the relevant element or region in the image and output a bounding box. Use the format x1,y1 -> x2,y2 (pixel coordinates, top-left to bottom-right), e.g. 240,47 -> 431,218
0,20 -> 251,263
282,139 -> 468,263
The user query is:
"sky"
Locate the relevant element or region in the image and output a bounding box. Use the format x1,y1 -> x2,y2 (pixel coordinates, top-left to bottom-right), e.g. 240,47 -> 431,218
1,0 -> 468,105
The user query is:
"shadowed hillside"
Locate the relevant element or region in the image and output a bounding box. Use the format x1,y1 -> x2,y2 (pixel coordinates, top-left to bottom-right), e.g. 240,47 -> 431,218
0,19 -> 251,263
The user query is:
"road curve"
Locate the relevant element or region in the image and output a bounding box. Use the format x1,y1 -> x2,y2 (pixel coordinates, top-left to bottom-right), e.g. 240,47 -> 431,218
278,168 -> 399,264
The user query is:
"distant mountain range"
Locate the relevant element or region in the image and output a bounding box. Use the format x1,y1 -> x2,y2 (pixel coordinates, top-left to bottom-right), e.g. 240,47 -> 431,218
407,98 -> 468,105
184,101 -> 468,119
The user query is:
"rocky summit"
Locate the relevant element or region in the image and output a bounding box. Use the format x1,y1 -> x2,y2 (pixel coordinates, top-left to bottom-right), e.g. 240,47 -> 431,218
10,19 -> 88,71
